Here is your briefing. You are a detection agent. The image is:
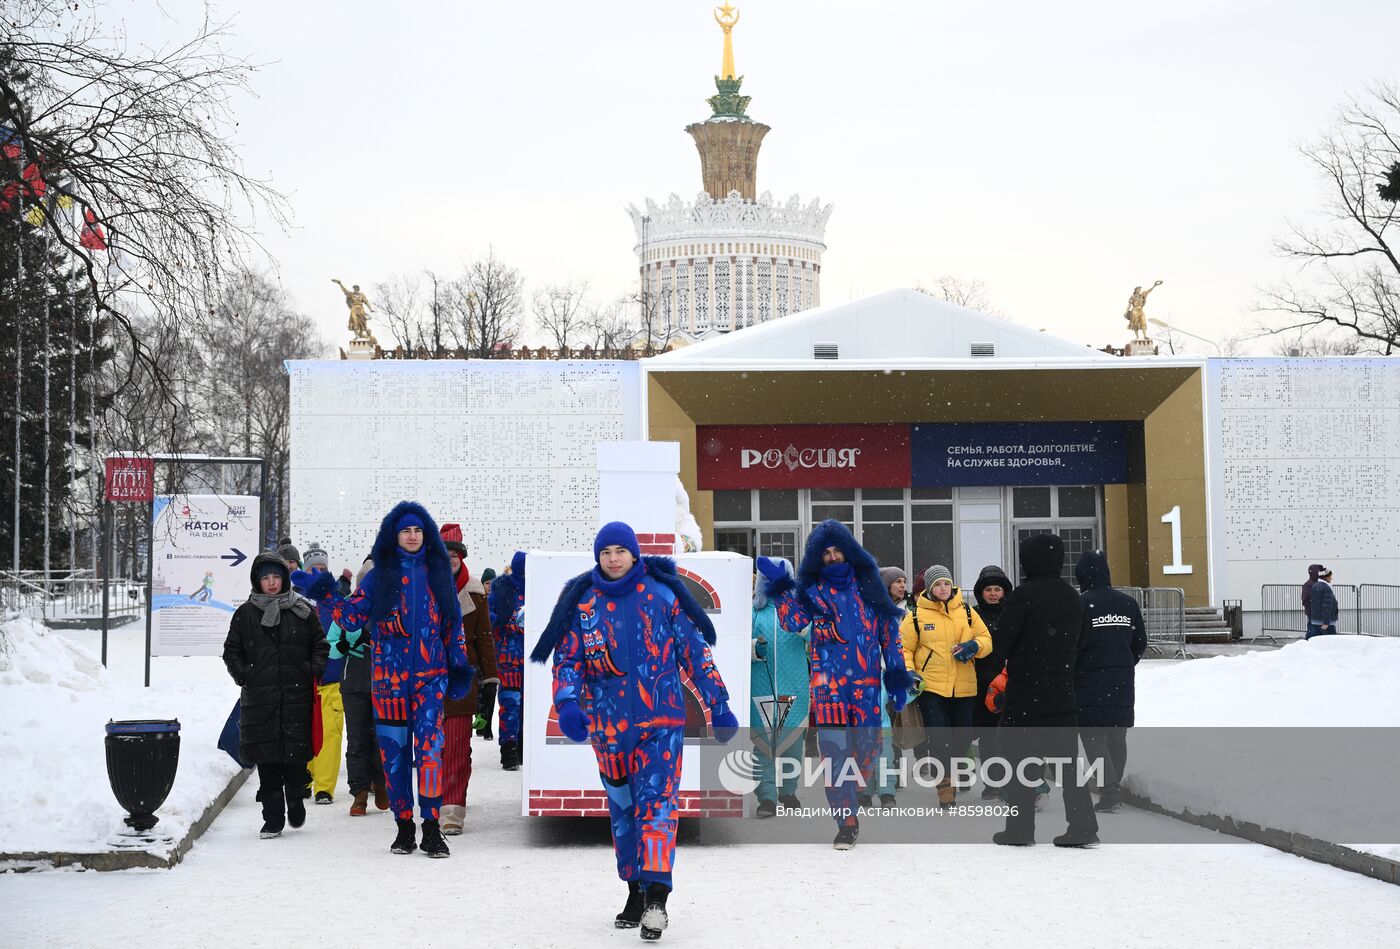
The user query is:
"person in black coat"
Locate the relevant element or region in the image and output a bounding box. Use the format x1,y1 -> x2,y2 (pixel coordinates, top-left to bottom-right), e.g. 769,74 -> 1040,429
971,565 -> 1013,800
222,550 -> 329,839
1074,550 -> 1146,813
990,533 -> 1098,847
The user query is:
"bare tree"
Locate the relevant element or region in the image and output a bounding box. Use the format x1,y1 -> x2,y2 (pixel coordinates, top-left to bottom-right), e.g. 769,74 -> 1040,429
1,1 -> 288,441
587,295 -> 639,352
1257,82 -> 1400,354
915,275 -> 1005,317
633,282 -> 678,355
374,273 -> 427,352
532,281 -> 590,353
1270,333 -> 1365,357
454,249 -> 524,358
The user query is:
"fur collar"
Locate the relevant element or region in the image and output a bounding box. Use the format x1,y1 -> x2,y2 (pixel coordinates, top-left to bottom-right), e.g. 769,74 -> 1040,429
530,556 -> 716,663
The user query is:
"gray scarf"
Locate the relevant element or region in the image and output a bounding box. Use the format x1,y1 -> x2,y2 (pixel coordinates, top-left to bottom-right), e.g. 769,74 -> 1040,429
247,589 -> 312,627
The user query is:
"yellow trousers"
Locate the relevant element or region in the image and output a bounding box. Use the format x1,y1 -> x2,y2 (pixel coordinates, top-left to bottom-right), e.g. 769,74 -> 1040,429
310,682 -> 345,797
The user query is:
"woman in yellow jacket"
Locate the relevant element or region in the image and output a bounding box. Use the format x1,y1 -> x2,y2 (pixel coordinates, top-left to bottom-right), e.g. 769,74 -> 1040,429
899,564 -> 993,805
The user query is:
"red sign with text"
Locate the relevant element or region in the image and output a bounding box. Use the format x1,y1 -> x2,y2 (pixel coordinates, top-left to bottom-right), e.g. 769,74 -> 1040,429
697,425 -> 911,489
104,457 -> 155,502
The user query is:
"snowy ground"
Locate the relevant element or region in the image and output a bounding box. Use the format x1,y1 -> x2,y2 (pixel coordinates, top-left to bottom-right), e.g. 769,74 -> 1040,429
1131,637 -> 1400,853
0,618 -> 241,858
4,746 -> 1400,948
4,624 -> 1400,948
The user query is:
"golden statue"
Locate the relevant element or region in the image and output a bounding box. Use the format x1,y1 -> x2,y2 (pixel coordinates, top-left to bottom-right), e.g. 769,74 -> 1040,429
714,3 -> 740,80
1124,280 -> 1163,341
332,278 -> 375,341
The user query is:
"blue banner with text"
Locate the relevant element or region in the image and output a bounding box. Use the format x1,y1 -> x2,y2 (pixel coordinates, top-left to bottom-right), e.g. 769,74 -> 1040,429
911,422 -> 1134,486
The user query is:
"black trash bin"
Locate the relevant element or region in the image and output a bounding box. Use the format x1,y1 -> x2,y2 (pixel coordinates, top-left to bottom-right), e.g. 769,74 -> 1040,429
105,719 -> 181,832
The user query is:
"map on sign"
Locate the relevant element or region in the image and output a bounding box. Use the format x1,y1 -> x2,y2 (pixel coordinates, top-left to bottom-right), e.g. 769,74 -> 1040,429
285,360 -> 642,578
150,494 -> 261,657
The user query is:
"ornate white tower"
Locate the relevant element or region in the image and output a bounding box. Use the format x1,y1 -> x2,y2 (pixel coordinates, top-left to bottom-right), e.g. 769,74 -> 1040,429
627,5 -> 832,339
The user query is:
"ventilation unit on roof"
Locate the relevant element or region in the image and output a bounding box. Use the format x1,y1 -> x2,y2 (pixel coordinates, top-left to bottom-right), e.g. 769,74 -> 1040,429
970,341 -> 996,357
813,341 -> 839,360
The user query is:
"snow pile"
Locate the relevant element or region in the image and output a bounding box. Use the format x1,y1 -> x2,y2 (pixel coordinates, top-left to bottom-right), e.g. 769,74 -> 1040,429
0,618 -> 243,859
1137,636 -> 1400,727
1129,637 -> 1400,851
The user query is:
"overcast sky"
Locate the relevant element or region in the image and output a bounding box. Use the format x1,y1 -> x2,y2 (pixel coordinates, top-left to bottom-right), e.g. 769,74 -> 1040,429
116,0 -> 1400,353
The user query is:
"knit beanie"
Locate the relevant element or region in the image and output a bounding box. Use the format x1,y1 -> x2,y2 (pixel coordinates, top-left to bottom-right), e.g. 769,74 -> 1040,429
277,538 -> 301,565
879,566 -> 907,591
481,567 -> 497,583
440,522 -> 467,559
923,564 -> 954,586
395,511 -> 424,533
255,560 -> 285,584
303,544 -> 329,570
593,521 -> 640,562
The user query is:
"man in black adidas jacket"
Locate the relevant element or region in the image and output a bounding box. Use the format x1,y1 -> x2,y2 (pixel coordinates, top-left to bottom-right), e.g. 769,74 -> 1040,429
1074,550 -> 1147,813
990,533 -> 1098,847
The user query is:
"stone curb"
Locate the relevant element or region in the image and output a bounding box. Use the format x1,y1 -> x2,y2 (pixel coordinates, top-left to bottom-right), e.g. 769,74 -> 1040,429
1122,788 -> 1400,887
1,767 -> 252,872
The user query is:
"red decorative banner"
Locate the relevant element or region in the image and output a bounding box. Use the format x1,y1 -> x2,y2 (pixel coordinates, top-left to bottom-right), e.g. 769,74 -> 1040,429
696,424 -> 910,490
104,456 -> 155,502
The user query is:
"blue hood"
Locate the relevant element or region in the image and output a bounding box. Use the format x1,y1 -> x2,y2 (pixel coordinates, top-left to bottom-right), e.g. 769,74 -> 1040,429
367,500 -> 461,631
772,519 -> 902,620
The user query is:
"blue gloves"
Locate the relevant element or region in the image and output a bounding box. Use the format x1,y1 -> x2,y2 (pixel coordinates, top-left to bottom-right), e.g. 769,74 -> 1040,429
756,557 -> 786,581
447,662 -> 476,701
557,701 -> 590,743
952,640 -> 980,663
884,669 -> 915,714
711,702 -> 740,743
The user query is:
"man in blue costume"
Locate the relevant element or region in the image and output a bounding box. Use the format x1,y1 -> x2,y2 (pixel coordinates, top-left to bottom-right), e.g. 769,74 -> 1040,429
758,519 -> 914,850
532,522 -> 739,942
333,501 -> 475,858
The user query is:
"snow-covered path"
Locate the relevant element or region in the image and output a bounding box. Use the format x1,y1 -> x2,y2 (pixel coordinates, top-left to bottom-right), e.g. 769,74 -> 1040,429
4,749 -> 1398,949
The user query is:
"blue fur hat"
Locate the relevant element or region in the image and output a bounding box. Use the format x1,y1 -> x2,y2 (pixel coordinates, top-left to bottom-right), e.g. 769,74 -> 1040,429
593,521 -> 640,562
768,519 -> 903,621
366,501 -> 461,631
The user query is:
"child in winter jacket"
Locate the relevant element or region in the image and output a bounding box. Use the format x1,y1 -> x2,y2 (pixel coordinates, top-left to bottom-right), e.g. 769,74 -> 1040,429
533,521 -> 738,940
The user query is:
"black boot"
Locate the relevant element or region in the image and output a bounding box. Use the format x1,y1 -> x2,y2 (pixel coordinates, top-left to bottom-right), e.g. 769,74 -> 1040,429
1095,788 -> 1122,813
256,786 -> 284,839
639,884 -> 669,941
390,818 -> 417,854
615,881 -> 645,929
285,783 -> 306,829
419,819 -> 450,858
501,742 -> 521,771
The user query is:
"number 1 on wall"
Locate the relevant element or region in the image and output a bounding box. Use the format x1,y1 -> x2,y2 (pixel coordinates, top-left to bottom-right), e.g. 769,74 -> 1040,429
1161,505 -> 1193,575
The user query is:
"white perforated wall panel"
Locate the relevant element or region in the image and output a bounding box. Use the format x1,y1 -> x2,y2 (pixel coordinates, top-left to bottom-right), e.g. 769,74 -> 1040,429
287,360 -> 641,576
1208,358 -> 1400,608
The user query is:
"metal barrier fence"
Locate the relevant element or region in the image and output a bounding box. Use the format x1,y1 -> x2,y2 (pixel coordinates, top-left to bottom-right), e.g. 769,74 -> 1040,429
1358,584 -> 1400,638
1261,583 -> 1374,639
0,571 -> 144,624
1120,586 -> 1188,659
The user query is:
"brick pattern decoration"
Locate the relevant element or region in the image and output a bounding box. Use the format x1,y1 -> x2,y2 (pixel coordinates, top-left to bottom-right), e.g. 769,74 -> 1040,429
635,532 -> 678,555
528,789 -> 743,818
673,565 -> 722,611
